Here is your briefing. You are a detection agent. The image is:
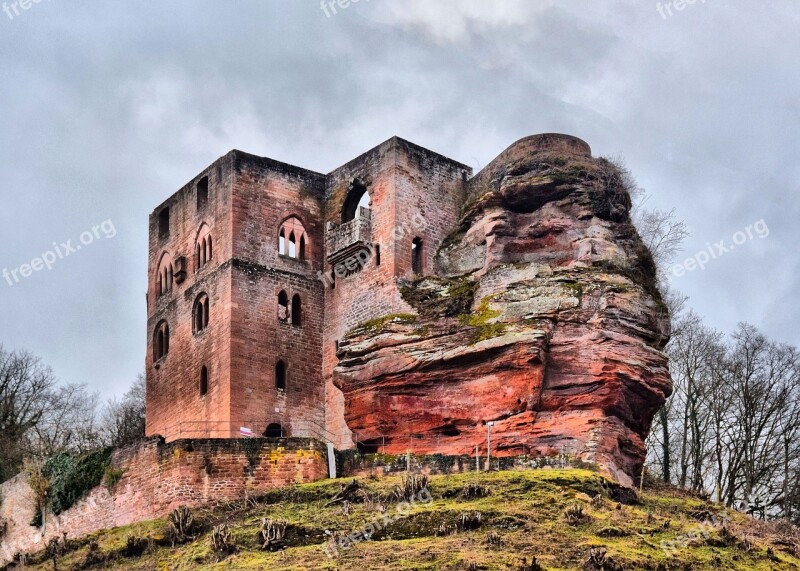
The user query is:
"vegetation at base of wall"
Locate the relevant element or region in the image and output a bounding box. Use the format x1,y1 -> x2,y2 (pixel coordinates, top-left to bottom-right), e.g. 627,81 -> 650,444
28,448 -> 114,526
103,466 -> 125,489
6,469 -> 800,571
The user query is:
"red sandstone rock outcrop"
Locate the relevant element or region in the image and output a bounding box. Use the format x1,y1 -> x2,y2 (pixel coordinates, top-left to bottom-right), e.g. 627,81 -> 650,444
333,134 -> 672,487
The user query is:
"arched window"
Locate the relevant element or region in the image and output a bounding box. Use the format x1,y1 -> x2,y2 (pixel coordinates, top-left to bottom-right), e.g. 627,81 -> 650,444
275,360 -> 286,391
277,290 -> 289,322
156,253 -> 174,297
195,224 -> 213,271
412,237 -> 423,274
342,180 -> 370,223
278,217 -> 307,260
153,320 -> 169,361
200,366 -> 208,396
291,294 -> 302,327
193,293 -> 210,333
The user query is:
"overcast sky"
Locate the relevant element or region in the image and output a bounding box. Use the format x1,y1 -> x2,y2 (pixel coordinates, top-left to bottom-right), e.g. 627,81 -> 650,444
0,0 -> 797,399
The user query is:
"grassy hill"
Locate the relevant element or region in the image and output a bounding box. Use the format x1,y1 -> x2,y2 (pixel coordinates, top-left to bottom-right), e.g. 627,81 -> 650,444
6,469 -> 800,570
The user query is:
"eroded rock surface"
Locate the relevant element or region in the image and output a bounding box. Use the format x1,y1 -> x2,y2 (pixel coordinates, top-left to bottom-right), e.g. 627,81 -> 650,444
333,135 -> 672,487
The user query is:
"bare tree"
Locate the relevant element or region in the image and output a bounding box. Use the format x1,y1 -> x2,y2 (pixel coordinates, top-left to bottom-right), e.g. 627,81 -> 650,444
101,374 -> 146,448
0,347 -> 58,481
634,206 -> 690,274
25,383 -> 103,458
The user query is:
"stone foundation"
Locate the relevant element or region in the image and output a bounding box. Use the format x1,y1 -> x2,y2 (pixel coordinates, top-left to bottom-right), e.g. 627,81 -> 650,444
0,437 -> 329,565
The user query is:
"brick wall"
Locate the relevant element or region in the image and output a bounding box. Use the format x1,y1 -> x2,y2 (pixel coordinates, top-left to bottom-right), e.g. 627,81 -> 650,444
228,154 -> 327,435
146,154 -> 235,439
0,438 -> 329,564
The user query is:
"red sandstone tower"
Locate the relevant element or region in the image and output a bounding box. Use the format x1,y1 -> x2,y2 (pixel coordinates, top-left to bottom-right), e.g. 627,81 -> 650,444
145,137 -> 471,445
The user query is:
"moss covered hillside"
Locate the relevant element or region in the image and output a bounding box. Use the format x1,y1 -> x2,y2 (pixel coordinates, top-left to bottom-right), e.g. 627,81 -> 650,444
6,469 -> 800,570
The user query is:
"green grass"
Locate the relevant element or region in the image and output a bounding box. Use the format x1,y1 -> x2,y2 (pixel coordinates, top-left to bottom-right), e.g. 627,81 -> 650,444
8,469 -> 800,570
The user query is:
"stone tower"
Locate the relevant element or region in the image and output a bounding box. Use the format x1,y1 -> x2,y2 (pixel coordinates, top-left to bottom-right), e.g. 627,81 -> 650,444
145,137 -> 471,445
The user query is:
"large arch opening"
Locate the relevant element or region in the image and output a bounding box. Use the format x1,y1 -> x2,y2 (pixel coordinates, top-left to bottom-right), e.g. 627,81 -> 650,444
265,423 -> 285,438
341,180 -> 370,223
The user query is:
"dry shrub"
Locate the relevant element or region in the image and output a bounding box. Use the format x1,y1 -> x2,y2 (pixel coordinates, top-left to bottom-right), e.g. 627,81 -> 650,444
210,524 -> 235,557
260,517 -> 287,551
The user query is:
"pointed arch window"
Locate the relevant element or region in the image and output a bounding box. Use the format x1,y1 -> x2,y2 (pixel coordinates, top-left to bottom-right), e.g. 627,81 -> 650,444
156,253 -> 174,297
193,293 -> 210,333
154,320 -> 170,361
278,217 -> 307,260
277,290 -> 289,322
195,224 -> 213,271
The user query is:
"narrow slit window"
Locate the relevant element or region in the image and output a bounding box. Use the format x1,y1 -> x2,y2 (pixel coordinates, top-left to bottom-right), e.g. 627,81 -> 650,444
197,176 -> 209,210
275,360 -> 286,391
158,208 -> 170,238
200,366 -> 208,396
291,294 -> 302,326
411,237 -> 423,274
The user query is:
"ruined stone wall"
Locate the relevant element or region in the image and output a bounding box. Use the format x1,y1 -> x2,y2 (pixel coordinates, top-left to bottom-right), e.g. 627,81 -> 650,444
321,139 -> 470,448
0,438 -> 329,565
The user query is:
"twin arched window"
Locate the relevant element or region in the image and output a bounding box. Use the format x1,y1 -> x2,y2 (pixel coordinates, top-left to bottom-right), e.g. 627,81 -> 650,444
196,224 -> 213,270
154,320 -> 169,361
193,293 -> 210,333
278,217 -> 307,260
156,253 -> 174,297
277,291 -> 302,326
